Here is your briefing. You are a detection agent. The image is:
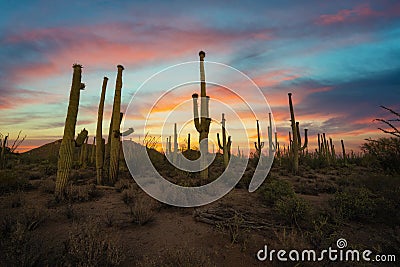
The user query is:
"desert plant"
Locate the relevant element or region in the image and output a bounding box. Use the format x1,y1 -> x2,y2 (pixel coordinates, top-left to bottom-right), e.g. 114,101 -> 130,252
288,93 -> 308,173
0,222 -> 41,266
217,113 -> 232,168
259,178 -> 295,205
331,187 -> 378,221
55,64 -> 86,198
129,197 -> 155,225
109,65 -> 125,184
192,51 -> 211,181
254,119 -> 264,158
64,221 -> 124,266
275,195 -> 311,227
267,112 -> 277,158
362,137 -> 400,173
96,77 -> 108,185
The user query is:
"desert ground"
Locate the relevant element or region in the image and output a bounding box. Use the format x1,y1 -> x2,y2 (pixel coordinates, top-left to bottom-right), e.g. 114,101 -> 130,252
0,139 -> 399,267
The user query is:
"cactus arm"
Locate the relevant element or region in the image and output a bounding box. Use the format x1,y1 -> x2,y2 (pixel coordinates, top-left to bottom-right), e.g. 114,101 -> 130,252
300,129 -> 308,151
217,133 -> 223,150
121,128 -> 134,137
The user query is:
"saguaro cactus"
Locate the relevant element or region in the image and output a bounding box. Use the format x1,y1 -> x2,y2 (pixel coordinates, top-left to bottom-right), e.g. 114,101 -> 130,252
55,64 -> 85,198
192,51 -> 211,181
288,93 -> 308,173
341,139 -> 347,165
187,133 -> 191,151
217,113 -> 231,167
173,123 -> 178,164
0,134 -> 8,169
109,65 -> 124,184
254,120 -> 264,158
267,112 -> 277,158
96,77 -> 108,185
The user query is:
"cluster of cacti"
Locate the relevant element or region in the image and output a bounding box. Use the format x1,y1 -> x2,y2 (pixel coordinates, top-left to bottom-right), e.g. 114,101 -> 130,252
55,64 -> 87,198
217,113 -> 232,167
192,51 -> 211,181
254,120 -> 264,158
287,93 -> 308,173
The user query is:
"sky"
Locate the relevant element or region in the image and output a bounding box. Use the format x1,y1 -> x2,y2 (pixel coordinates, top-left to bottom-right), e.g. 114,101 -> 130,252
0,0 -> 399,154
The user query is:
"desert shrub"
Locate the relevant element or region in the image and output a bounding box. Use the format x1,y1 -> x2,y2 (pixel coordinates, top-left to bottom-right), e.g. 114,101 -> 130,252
216,211 -> 249,250
331,187 -> 378,221
64,221 -> 124,267
305,213 -> 339,248
0,170 -> 30,195
65,184 -> 102,203
259,178 -> 295,205
275,195 -> 311,227
361,137 -> 400,173
138,247 -> 214,267
129,197 -> 155,225
0,222 -> 42,266
115,178 -> 133,192
19,206 -> 47,231
121,187 -> 136,205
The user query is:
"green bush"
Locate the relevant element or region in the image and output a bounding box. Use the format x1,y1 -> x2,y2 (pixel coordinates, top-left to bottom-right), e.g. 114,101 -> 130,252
275,195 -> 311,226
361,137 -> 400,173
331,187 -> 377,221
259,178 -> 295,205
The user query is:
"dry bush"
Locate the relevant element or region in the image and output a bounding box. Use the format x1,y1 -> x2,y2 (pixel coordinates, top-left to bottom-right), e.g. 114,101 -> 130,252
64,220 -> 124,267
0,222 -> 42,266
65,184 -> 102,203
129,197 -> 155,225
216,211 -> 250,250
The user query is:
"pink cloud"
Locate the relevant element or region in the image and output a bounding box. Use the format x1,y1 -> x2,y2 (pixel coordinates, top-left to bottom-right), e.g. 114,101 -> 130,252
316,4 -> 381,25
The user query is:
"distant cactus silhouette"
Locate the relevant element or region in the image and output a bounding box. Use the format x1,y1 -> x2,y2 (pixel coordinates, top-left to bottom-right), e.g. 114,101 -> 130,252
173,123 -> 178,164
55,64 -> 86,198
254,120 -> 264,158
217,113 -> 231,167
109,65 -> 124,184
96,77 -> 108,185
267,112 -> 277,157
192,51 -> 211,181
288,93 -> 308,173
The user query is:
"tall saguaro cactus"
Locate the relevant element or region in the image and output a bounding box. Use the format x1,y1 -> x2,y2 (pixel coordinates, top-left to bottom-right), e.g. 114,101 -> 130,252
254,120 -> 264,158
267,112 -> 277,157
192,51 -> 211,181
96,77 -> 108,185
173,123 -> 178,164
217,113 -> 231,167
109,65 -> 124,184
288,93 -> 308,173
55,64 -> 85,198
